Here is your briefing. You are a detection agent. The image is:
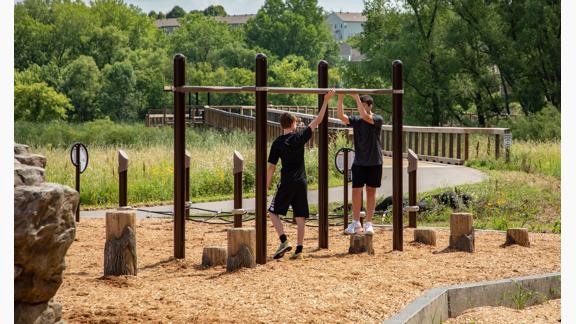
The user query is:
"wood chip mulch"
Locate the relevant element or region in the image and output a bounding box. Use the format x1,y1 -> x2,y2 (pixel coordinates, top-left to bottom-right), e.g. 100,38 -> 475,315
56,219 -> 560,323
445,298 -> 561,323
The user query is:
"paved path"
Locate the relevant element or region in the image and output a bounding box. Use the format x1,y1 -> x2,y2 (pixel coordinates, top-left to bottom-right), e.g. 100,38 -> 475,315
81,158 -> 486,219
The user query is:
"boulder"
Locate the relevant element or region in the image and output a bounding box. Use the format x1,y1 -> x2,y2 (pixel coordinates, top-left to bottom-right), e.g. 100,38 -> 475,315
14,163 -> 45,187
14,143 -> 30,155
15,154 -> 47,169
14,300 -> 62,324
14,183 -> 78,303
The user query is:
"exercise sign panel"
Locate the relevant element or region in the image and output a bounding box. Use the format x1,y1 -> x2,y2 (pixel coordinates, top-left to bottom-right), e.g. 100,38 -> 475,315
70,143 -> 89,173
503,133 -> 512,148
335,148 -> 354,175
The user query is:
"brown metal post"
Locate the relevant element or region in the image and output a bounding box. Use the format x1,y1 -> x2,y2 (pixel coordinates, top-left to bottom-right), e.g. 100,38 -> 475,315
118,150 -> 128,207
75,144 -> 80,222
464,133 -> 469,161
185,151 -> 191,218
318,60 -> 329,249
408,149 -> 417,228
392,60 -> 403,251
343,149 -> 349,230
434,133 -> 439,156
255,53 -> 268,265
495,134 -> 501,159
173,54 -> 186,259
457,134 -> 462,159
233,150 -> 244,228
449,133 -> 454,158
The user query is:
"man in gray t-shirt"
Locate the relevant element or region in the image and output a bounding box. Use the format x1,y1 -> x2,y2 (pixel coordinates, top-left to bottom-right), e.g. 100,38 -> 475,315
336,94 -> 383,235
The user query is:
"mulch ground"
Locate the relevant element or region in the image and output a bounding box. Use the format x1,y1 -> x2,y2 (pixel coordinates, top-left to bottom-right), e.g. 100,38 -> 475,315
445,298 -> 561,323
56,218 -> 560,323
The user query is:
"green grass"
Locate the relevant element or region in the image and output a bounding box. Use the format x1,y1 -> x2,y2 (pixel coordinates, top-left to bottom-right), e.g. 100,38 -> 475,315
20,121 -> 350,208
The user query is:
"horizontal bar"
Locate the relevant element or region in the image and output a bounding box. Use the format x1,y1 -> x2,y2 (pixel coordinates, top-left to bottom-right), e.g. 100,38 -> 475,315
164,85 -> 399,95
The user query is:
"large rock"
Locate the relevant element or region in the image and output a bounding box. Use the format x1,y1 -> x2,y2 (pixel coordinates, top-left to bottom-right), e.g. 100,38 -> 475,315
14,300 -> 62,324
15,183 -> 78,303
14,163 -> 45,187
15,154 -> 47,169
14,143 -> 30,155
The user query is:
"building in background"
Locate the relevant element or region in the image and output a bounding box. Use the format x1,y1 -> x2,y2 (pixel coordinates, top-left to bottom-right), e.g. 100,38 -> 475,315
325,12 -> 366,41
155,14 -> 254,33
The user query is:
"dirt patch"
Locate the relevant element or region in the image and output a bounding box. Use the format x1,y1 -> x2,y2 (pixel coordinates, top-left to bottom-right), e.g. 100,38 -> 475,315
445,298 -> 561,323
56,219 -> 560,323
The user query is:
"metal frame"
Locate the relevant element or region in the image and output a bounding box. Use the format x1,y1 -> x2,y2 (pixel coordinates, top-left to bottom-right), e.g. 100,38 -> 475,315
170,53 -> 405,261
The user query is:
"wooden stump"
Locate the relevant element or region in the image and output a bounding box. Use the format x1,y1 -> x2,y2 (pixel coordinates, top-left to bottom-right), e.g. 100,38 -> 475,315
506,228 -> 530,247
414,229 -> 437,246
449,213 -> 475,253
348,234 -> 374,255
227,228 -> 256,272
202,246 -> 226,267
104,210 -> 137,276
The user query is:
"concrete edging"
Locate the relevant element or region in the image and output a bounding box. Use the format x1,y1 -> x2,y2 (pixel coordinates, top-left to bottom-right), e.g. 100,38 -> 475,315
384,272 -> 560,324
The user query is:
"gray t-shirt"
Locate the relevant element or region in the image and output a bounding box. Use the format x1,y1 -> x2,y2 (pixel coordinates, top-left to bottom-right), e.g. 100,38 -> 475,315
348,115 -> 383,166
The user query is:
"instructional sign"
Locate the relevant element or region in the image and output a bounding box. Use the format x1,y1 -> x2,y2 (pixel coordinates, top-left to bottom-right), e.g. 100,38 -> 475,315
503,133 -> 512,149
70,142 -> 89,173
335,148 -> 354,175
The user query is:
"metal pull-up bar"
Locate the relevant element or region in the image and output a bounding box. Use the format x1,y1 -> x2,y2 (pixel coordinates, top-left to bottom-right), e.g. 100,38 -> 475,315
163,85 -> 403,95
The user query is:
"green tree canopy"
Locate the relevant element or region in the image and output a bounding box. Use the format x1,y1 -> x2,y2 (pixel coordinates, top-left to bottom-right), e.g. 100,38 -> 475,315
203,5 -> 227,17
245,0 -> 339,65
61,56 -> 102,122
167,5 -> 186,18
15,83 -> 73,122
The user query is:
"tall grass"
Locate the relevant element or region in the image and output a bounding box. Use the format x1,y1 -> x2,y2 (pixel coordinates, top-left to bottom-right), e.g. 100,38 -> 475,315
466,139 -> 560,179
19,121 -> 349,208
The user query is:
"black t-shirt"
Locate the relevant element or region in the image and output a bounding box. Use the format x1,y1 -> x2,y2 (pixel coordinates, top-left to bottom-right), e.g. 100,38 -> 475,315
348,115 -> 383,166
268,127 -> 313,184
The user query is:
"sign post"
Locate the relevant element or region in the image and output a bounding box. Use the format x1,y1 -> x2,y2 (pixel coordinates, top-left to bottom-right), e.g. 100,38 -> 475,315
503,132 -> 512,163
70,143 -> 89,222
335,148 -> 354,230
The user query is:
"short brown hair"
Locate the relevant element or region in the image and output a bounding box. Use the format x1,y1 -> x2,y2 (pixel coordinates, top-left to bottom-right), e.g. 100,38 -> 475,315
280,112 -> 296,129
360,95 -> 374,105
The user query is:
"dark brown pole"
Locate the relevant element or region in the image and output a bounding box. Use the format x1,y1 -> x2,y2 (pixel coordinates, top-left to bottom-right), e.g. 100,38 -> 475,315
255,53 -> 268,265
495,134 -> 501,159
343,149 -> 349,230
75,144 -> 80,222
233,150 -> 244,228
464,133 -> 469,161
185,150 -> 191,218
173,54 -> 186,259
318,60 -> 329,249
118,150 -> 128,207
408,149 -> 417,228
392,60 -> 403,251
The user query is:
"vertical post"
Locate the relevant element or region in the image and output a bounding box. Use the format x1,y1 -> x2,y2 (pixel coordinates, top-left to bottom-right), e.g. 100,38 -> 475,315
464,133 -> 469,161
449,133 -> 454,158
233,150 -> 244,228
457,134 -> 462,159
195,92 -> 199,105
173,54 -> 186,259
434,133 -> 439,156
495,134 -> 501,159
392,60 -> 404,251
75,144 -> 80,222
408,149 -> 418,228
255,53 -> 268,265
427,133 -> 432,156
185,150 -> 191,218
118,150 -> 128,207
442,133 -> 447,157
207,92 -> 211,106
318,60 -> 329,249
343,149 -> 349,231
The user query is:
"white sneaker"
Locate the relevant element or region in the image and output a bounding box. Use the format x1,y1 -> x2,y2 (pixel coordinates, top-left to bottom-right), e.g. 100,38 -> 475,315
345,221 -> 361,235
364,222 -> 374,235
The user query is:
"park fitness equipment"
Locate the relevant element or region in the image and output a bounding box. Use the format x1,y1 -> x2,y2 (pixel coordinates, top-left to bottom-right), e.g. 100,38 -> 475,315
165,53 -> 404,263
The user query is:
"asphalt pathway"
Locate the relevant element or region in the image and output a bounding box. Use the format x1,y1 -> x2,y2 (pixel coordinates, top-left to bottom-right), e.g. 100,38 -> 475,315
80,158 -> 486,219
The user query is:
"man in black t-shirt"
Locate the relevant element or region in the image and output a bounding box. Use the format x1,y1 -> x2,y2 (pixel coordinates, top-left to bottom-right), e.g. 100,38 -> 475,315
336,94 -> 383,235
267,90 -> 335,260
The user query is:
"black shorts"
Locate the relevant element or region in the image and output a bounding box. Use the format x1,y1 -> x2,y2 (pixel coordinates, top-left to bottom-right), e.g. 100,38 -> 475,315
352,164 -> 382,188
268,181 -> 309,218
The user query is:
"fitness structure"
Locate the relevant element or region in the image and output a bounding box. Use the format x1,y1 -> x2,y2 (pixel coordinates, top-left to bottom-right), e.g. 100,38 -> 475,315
166,53 -> 405,264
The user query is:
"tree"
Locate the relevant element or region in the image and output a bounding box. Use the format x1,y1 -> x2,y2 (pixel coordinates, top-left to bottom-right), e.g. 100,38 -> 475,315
203,5 -> 227,17
168,14 -> 242,65
87,25 -> 129,68
148,10 -> 157,18
157,11 -> 166,19
62,56 -> 102,122
99,61 -> 139,121
14,83 -> 73,122
167,5 -> 186,18
245,0 -> 339,65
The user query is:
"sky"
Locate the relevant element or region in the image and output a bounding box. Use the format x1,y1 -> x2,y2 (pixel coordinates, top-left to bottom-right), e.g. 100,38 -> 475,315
122,0 -> 366,15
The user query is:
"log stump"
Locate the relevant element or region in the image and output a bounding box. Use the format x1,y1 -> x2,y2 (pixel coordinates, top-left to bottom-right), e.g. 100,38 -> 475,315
227,228 -> 256,272
202,246 -> 226,267
348,234 -> 374,255
506,228 -> 530,247
449,213 -> 475,253
414,229 -> 437,246
104,210 -> 137,276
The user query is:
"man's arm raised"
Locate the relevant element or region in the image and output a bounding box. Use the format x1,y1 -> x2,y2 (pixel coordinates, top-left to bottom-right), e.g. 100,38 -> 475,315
354,94 -> 375,125
309,89 -> 335,130
336,94 -> 349,125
